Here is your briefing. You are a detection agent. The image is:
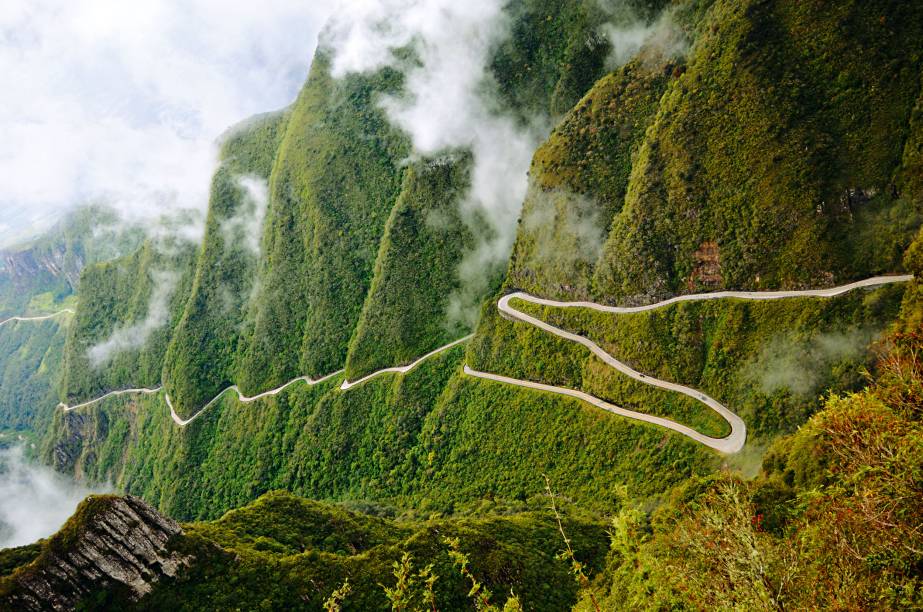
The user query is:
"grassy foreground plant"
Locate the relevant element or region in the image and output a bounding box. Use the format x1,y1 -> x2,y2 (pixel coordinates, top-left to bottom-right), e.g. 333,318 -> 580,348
445,537 -> 522,612
545,475 -> 601,612
381,552 -> 438,612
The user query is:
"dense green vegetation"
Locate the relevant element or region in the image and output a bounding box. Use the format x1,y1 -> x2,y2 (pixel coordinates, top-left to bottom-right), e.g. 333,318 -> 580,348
573,253 -> 923,610
0,206 -> 141,319
0,542 -> 41,579
506,0 -> 923,307
233,54 -> 410,398
17,1 -> 923,608
0,207 -> 141,433
45,342 -> 716,521
593,0 -> 923,302
345,158 -> 475,379
48,0 -> 920,522
61,240 -> 196,403
0,319 -> 67,432
505,284 -> 905,439
507,62 -> 670,299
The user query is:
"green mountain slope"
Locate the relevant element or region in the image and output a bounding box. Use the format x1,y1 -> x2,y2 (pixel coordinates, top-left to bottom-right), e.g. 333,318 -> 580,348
507,62 -> 671,299
471,0 -> 922,462
128,0 -> 639,418
0,208 -> 142,433
593,0 -> 923,301
573,241 -> 923,610
0,319 -> 67,432
232,55 -> 409,398
161,111 -> 290,412
61,241 -> 195,403
344,158 -> 474,379
46,344 -> 716,521
0,206 -> 141,319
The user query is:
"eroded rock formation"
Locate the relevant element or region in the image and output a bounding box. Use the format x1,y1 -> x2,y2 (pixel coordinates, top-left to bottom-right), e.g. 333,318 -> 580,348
1,496 -> 191,611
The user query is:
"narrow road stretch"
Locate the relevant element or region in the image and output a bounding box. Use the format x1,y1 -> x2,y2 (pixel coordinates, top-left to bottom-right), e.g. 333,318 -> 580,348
0,309 -> 74,329
340,335 -> 473,390
58,387 -> 163,413
466,274 -> 914,454
165,370 -> 344,426
57,334 -> 472,426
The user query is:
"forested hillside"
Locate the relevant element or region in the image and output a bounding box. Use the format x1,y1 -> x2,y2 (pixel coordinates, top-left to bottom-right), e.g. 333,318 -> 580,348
161,111 -> 290,412
574,230 -> 923,610
61,241 -> 196,404
9,0 -> 921,608
0,208 -> 142,433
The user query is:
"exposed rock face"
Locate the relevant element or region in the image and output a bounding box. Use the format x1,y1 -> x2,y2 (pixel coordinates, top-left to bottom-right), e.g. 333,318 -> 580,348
48,411 -> 92,474
0,246 -> 83,292
688,240 -> 722,289
1,496 -> 192,611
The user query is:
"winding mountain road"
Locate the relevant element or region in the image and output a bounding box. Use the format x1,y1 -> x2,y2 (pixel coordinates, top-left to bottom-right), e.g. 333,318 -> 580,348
0,309 -> 74,329
58,386 -> 164,412
165,371 -> 343,426
58,335 -> 472,426
54,274 -> 913,452
466,274 -> 913,453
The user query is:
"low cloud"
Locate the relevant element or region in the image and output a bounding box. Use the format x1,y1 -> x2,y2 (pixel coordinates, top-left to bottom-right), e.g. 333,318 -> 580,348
220,175 -> 269,257
0,0 -> 333,244
0,446 -> 109,549
325,0 -> 545,327
748,328 -> 880,397
598,2 -> 689,69
87,269 -> 178,367
522,187 -> 608,269
324,0 -> 687,326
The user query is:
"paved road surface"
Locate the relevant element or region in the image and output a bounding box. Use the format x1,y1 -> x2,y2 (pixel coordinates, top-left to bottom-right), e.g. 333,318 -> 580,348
0,309 -> 74,329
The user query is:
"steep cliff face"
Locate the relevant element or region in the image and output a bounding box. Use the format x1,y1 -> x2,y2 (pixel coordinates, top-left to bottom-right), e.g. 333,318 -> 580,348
160,111 -> 290,413
233,54 -> 410,393
503,0 -> 923,305
74,0 -> 633,420
0,318 -> 66,431
591,0 -> 923,302
344,157 -> 475,379
13,1 -> 923,609
0,495 -> 191,610
61,241 -> 196,404
506,61 -> 672,299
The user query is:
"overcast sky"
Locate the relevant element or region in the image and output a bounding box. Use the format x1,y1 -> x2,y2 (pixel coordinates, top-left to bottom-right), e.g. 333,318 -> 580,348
0,0 -> 334,246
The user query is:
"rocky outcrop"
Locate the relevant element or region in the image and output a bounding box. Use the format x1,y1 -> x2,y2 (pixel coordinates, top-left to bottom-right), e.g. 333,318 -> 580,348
0,246 -> 83,292
0,496 -> 192,611
47,411 -> 92,474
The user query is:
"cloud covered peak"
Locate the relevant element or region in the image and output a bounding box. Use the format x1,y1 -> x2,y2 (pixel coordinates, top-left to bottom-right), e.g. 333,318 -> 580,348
0,0 -> 333,244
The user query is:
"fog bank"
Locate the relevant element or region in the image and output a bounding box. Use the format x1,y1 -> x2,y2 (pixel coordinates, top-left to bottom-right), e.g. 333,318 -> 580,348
0,446 -> 110,550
